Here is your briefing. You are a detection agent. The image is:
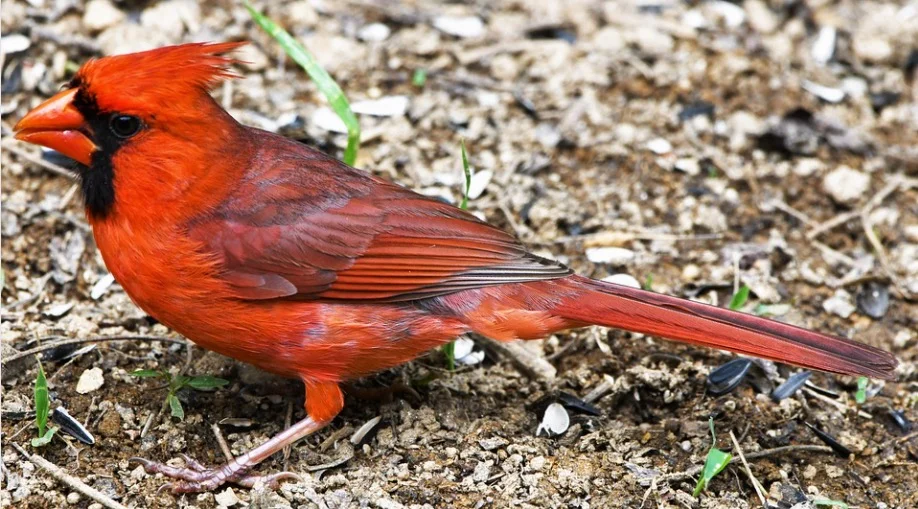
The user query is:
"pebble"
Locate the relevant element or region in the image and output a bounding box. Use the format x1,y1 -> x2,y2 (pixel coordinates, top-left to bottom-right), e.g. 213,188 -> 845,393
681,264 -> 701,281
793,158 -> 823,177
591,27 -> 625,53
215,487 -> 239,507
645,138 -> 672,155
744,0 -> 779,34
0,34 -> 30,55
90,273 -> 116,300
811,26 -> 836,64
674,158 -> 700,175
83,0 -> 125,32
358,23 -> 391,42
67,492 -> 80,504
76,367 -> 104,394
466,169 -> 493,200
351,96 -> 409,117
853,37 -> 893,64
97,408 -> 122,438
433,16 -> 485,38
311,107 -> 348,134
802,80 -> 845,103
630,26 -> 673,56
602,273 -> 641,289
822,289 -> 856,318
586,247 -> 635,265
822,166 -> 870,204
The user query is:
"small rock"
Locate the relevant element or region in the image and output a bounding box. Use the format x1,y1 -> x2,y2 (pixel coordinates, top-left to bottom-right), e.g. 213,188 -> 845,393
311,107 -> 348,134
97,409 -> 122,438
0,34 -> 30,55
855,282 -> 889,319
793,158 -> 823,177
215,487 -> 239,507
822,289 -> 856,319
535,123 -> 562,148
44,302 -> 74,318
357,23 -> 391,42
681,264 -> 701,281
76,367 -> 104,394
645,138 -> 672,154
591,27 -> 625,52
351,96 -> 409,117
811,26 -> 836,64
630,26 -> 673,56
802,80 -> 845,103
602,273 -> 641,289
466,169 -> 493,200
822,166 -> 869,205
586,247 -> 635,265
433,16 -> 485,38
90,273 -> 116,300
711,0 -> 746,28
674,158 -> 700,175
67,492 -> 80,505
83,0 -> 125,32
745,0 -> 779,34
853,37 -> 893,64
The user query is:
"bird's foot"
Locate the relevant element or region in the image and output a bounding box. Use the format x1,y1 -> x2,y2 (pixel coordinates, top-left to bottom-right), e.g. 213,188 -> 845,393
131,454 -> 302,494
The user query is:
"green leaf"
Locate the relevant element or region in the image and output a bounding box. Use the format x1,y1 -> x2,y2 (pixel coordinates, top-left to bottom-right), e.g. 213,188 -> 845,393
34,360 -> 49,437
245,1 -> 360,166
185,376 -> 230,390
459,139 -> 471,210
728,285 -> 750,311
167,394 -> 184,420
30,425 -> 58,448
694,417 -> 733,497
642,274 -> 654,291
855,376 -> 868,404
412,68 -> 427,88
693,447 -> 733,496
130,369 -> 164,378
441,341 -> 456,371
812,498 -> 849,508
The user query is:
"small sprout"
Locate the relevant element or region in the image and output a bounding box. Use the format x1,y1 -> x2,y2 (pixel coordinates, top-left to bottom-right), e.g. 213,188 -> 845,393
131,369 -> 229,421
443,140 -> 473,369
32,360 -> 58,447
728,284 -> 750,311
855,376 -> 868,404
812,497 -> 849,508
693,417 -> 732,497
642,274 -> 654,291
412,68 -> 428,88
245,1 -> 360,166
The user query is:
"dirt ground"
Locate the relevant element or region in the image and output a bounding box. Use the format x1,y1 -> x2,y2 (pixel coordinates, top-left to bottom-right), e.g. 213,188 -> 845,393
2,0 -> 917,508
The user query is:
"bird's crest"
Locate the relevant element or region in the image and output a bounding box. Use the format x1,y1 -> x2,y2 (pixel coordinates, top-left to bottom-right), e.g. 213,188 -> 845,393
72,42 -> 246,113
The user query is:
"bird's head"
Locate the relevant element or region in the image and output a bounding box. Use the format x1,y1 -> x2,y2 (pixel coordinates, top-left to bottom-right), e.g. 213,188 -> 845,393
14,42 -> 247,220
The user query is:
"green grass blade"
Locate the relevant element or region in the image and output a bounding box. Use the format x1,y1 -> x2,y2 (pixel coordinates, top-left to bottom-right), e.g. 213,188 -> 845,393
186,375 -> 230,390
34,360 -> 49,437
855,376 -> 868,404
245,1 -> 360,166
729,284 -> 750,310
442,140 -> 474,370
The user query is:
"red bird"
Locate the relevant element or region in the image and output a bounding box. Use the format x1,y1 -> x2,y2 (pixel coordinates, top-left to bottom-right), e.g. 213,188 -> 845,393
14,43 -> 897,492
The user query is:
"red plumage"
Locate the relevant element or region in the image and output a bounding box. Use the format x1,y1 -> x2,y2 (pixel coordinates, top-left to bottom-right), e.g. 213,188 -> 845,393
14,42 -> 897,493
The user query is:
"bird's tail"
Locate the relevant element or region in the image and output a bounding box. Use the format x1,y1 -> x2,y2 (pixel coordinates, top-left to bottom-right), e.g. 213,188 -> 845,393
551,275 -> 898,380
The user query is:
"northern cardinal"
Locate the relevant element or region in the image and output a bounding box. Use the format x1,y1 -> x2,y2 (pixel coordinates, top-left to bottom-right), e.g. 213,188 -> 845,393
14,43 -> 897,493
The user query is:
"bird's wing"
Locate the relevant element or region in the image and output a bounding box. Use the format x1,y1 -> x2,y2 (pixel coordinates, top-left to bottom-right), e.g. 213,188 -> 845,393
187,136 -> 570,302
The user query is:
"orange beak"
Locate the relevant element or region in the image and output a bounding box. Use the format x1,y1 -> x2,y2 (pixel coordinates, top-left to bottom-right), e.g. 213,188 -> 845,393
14,88 -> 97,166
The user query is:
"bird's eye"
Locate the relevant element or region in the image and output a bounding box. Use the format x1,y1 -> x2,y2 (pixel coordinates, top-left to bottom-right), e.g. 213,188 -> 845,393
109,115 -> 142,138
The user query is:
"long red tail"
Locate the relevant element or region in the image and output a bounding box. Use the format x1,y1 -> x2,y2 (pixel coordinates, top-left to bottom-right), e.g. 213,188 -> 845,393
552,276 -> 898,380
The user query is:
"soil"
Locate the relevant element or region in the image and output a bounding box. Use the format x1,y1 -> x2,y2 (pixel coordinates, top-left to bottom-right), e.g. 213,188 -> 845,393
2,1 -> 917,508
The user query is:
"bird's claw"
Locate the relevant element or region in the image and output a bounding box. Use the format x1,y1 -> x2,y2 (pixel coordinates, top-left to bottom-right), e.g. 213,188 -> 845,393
130,456 -> 301,494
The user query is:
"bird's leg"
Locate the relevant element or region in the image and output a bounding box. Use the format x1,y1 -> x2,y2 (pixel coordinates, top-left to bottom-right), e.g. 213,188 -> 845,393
133,381 -> 343,494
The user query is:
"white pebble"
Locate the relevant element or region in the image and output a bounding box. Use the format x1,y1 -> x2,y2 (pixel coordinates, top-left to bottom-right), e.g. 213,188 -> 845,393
645,138 -> 672,155
358,23 -> 391,42
811,26 -> 836,65
76,368 -> 105,394
0,34 -> 31,55
586,247 -> 635,265
351,96 -> 409,117
90,273 -> 116,300
822,166 -> 870,204
465,169 -> 493,200
602,273 -> 641,289
311,107 -> 348,134
822,289 -> 856,319
214,487 -> 239,507
83,0 -> 125,32
802,80 -> 845,103
853,37 -> 893,64
433,16 -> 485,38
